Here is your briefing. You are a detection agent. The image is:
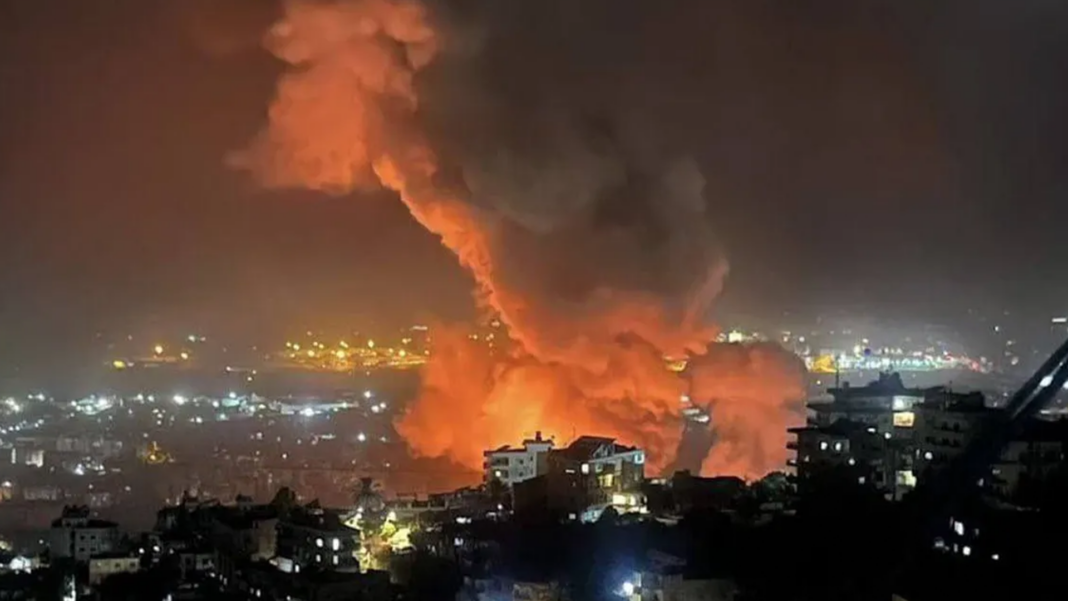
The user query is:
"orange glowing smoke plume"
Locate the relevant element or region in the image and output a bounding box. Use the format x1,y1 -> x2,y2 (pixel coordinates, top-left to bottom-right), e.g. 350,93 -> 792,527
235,0 -> 806,479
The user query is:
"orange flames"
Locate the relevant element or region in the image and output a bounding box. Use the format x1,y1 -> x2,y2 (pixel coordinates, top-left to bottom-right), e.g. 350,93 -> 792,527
235,0 -> 806,481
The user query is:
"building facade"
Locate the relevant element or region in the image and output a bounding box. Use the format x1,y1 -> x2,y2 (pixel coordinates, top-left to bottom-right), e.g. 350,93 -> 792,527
809,372 -> 924,439
88,554 -> 141,585
483,432 -> 554,487
275,503 -> 360,573
913,389 -> 995,477
48,505 -> 120,562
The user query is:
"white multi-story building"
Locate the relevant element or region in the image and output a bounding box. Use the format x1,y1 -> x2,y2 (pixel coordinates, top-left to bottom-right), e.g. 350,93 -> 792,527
49,505 -> 120,562
483,432 -> 554,486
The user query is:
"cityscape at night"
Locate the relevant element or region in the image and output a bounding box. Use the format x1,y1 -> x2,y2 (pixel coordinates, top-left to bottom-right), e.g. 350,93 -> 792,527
2,0 -> 1068,600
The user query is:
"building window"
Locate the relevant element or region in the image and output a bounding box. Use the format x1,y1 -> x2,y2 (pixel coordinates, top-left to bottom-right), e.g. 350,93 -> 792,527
819,441 -> 828,451
581,463 -> 590,474
893,412 -> 915,428
316,554 -> 322,563
316,538 -> 323,548
331,538 -> 340,551
333,555 -> 339,566
833,442 -> 843,452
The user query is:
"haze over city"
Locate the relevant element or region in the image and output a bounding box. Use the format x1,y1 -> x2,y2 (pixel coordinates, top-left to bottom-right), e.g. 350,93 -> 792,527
0,1 -> 1067,600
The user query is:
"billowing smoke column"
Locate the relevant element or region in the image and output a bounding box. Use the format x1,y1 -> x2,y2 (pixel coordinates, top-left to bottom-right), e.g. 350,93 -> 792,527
235,0 -> 806,478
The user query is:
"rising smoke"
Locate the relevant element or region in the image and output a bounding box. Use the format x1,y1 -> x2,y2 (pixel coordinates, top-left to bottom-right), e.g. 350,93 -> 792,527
233,0 -> 807,479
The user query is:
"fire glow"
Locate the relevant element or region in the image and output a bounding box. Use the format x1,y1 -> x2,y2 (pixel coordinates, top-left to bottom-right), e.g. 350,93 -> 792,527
234,0 -> 806,481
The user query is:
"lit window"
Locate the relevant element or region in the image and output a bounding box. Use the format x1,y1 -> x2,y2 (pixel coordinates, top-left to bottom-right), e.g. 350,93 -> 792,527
858,476 -> 866,484
848,458 -> 856,466
581,463 -> 590,474
893,411 -> 915,428
953,520 -> 964,536
991,553 -> 999,561
331,538 -> 340,551
833,442 -> 843,452
316,554 -> 322,562
316,538 -> 323,548
962,546 -> 972,557
333,555 -> 339,566
819,441 -> 828,451
924,451 -> 934,461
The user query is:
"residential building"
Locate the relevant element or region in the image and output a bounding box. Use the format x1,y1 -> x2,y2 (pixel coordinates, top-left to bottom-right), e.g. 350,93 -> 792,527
809,372 -> 924,439
992,417 -> 1068,500
512,469 -> 586,517
512,436 -> 646,518
550,435 -> 646,498
483,432 -> 554,486
87,553 -> 141,585
275,501 -> 360,573
790,372 -> 925,498
913,389 -> 997,477
204,502 -> 278,561
788,419 -> 913,498
48,505 -> 120,562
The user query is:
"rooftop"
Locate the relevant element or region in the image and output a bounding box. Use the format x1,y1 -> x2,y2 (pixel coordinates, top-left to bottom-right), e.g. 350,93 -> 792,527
283,502 -> 352,533
484,431 -> 555,456
828,372 -> 925,399
51,506 -> 119,529
555,436 -> 637,462
207,504 -> 279,530
921,389 -> 995,414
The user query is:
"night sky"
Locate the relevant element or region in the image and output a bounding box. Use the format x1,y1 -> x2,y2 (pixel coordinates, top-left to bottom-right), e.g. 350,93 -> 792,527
1,0 -> 1068,371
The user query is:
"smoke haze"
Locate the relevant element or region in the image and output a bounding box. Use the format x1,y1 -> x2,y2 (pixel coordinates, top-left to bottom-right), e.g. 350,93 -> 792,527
233,0 -> 813,477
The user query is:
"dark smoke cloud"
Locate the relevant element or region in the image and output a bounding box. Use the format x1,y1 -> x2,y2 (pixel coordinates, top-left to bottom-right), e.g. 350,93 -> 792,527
232,0 -> 947,476
415,0 -> 950,320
